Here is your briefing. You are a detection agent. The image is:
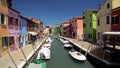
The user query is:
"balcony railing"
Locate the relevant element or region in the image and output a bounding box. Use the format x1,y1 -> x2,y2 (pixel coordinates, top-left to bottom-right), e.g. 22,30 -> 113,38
8,25 -> 20,30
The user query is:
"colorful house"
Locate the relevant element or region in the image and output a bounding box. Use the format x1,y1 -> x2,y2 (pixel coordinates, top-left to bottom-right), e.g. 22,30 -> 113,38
61,22 -> 70,37
111,7 -> 120,31
19,16 -> 28,47
96,0 -> 120,40
71,16 -> 83,40
69,19 -> 72,38
83,10 -> 98,42
27,18 -> 38,43
8,7 -> 20,51
54,25 -> 61,35
43,25 -> 51,36
0,0 -> 9,56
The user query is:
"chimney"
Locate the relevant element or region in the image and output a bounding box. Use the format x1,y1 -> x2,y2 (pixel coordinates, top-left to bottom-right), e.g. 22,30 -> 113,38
99,4 -> 103,9
7,0 -> 12,8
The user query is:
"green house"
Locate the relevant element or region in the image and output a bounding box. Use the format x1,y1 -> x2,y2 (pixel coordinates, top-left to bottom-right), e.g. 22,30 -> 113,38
83,9 -> 98,43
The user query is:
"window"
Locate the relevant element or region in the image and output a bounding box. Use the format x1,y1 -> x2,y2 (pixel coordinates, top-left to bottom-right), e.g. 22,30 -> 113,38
97,19 -> 100,26
90,14 -> 92,17
75,20 -> 77,22
8,17 -> 13,25
98,32 -> 100,39
90,22 -> 92,27
88,34 -> 92,39
83,16 -> 85,19
106,16 -> 110,24
15,19 -> 19,26
107,3 -> 110,9
2,37 -> 8,48
9,36 -> 14,46
83,23 -> 86,28
112,15 -> 119,25
64,27 -> 66,30
1,0 -> 7,6
2,0 -> 7,3
1,13 -> 6,25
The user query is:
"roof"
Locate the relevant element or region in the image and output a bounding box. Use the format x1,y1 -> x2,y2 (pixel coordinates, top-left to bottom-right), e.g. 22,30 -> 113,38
9,7 -> 20,14
112,6 -> 120,12
73,16 -> 83,19
83,9 -> 98,13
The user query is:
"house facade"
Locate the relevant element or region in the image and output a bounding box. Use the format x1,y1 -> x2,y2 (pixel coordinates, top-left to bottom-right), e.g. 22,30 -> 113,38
0,0 -> 9,56
61,22 -> 70,37
111,7 -> 120,31
83,10 -> 98,42
54,25 -> 61,35
43,26 -> 51,36
19,16 -> 28,47
27,18 -> 38,43
96,0 -> 120,40
71,16 -> 83,40
8,7 -> 20,51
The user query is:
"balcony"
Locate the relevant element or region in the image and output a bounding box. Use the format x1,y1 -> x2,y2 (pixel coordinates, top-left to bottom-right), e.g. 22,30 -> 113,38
8,25 -> 20,30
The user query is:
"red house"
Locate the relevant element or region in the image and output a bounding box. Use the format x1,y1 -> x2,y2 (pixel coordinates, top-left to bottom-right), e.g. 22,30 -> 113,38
111,7 -> 120,31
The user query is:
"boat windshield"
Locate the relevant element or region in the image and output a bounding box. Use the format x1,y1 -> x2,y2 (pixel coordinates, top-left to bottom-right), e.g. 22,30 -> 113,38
77,53 -> 81,55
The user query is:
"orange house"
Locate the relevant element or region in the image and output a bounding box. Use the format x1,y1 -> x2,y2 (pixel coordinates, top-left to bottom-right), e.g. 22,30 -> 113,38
71,16 -> 83,40
111,7 -> 120,31
0,0 -> 9,56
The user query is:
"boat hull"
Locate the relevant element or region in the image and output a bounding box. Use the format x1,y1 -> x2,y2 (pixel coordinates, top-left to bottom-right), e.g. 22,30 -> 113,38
69,51 -> 86,61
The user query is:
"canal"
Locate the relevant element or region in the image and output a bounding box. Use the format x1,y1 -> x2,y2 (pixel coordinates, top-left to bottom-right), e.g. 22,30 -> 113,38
46,37 -> 95,68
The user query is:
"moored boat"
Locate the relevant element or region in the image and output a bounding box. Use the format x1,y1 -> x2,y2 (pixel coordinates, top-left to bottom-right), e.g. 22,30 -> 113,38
69,50 -> 86,61
64,43 -> 73,49
37,48 -> 51,60
27,58 -> 46,68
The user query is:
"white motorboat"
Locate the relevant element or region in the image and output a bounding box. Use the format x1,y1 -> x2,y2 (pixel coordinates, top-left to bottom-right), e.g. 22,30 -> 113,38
64,43 -> 73,49
69,50 -> 86,61
63,40 -> 69,44
60,38 -> 69,44
37,48 -> 51,60
60,38 -> 64,42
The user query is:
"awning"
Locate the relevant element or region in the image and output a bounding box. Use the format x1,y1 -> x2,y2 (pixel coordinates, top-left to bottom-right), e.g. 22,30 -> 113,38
28,32 -> 38,36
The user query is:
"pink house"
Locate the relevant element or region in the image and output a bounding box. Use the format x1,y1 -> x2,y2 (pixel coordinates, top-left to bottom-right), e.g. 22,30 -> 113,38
71,16 -> 83,40
8,7 -> 20,51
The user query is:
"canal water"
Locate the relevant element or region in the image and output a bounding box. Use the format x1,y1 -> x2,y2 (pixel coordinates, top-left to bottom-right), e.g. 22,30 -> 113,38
46,37 -> 95,68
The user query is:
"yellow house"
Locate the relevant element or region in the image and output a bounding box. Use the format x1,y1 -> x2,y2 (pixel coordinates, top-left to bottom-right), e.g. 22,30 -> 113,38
0,0 -> 8,56
96,0 -> 120,40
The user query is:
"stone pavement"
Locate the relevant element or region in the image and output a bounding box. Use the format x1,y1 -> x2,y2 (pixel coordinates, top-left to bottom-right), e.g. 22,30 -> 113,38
60,36 -> 96,52
0,38 -> 46,68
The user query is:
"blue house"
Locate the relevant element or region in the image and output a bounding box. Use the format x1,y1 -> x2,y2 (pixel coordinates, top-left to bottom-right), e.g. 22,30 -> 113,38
20,16 -> 28,47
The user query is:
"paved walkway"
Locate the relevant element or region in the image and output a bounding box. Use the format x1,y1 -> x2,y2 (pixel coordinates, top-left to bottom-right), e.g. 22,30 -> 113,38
0,38 -> 47,68
60,36 -> 96,52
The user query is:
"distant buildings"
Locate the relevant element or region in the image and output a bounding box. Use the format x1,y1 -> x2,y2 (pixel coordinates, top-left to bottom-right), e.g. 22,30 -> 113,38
43,25 -> 51,36
54,25 -> 61,35
61,22 -> 70,37
83,10 -> 98,42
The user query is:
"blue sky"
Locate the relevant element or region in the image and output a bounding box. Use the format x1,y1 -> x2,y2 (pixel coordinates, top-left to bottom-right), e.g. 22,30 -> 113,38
12,0 -> 105,26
